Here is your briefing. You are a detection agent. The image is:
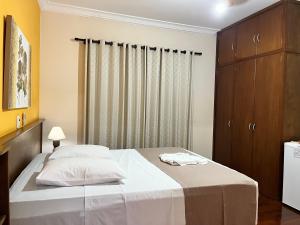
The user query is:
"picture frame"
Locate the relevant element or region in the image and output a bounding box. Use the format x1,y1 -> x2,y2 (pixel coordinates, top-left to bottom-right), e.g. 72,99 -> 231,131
3,15 -> 31,110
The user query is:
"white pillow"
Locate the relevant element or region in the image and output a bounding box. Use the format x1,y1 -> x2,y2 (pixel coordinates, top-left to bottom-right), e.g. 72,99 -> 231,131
49,145 -> 112,160
36,157 -> 126,186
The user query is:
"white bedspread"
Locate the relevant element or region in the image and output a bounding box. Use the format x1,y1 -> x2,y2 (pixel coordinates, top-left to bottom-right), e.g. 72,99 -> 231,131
10,149 -> 185,225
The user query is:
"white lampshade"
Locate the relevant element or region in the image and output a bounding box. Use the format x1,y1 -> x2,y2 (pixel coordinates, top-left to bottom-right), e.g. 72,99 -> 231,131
48,127 -> 66,141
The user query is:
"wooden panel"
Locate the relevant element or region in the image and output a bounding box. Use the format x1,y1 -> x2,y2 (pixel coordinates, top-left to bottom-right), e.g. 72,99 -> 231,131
0,120 -> 43,225
286,3 -> 300,53
257,5 -> 283,55
283,53 -> 300,140
236,18 -> 257,59
0,120 -> 43,187
231,59 -> 255,176
214,65 -> 235,167
8,126 -> 42,186
218,27 -> 236,65
253,53 -> 284,200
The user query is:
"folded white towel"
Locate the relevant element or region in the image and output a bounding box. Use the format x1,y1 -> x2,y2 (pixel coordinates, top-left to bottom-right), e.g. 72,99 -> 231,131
159,152 -> 208,166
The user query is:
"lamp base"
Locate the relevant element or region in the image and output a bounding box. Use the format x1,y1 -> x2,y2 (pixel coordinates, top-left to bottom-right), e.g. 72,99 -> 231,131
53,140 -> 60,148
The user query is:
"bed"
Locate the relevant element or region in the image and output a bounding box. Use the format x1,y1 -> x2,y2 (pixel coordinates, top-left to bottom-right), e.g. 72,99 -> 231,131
10,149 -> 185,225
1,120 -> 258,225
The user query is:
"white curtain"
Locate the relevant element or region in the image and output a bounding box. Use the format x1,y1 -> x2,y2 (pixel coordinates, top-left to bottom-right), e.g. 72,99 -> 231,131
84,41 -> 193,150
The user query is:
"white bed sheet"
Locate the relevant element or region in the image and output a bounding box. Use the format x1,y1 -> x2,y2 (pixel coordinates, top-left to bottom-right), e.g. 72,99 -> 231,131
10,149 -> 185,225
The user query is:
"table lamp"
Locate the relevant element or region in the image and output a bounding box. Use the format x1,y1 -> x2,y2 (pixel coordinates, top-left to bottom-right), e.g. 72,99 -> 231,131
48,126 -> 66,148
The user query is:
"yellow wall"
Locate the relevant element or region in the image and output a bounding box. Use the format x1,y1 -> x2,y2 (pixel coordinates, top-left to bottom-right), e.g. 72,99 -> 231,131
0,0 -> 40,137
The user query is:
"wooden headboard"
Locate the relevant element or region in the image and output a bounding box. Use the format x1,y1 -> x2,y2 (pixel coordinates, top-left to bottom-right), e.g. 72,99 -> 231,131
0,119 -> 44,225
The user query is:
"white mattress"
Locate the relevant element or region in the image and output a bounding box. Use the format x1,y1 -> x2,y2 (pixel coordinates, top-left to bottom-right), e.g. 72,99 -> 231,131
10,149 -> 185,225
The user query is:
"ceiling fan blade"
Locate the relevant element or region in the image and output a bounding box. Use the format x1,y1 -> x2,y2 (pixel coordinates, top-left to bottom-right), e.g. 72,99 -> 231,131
228,0 -> 249,6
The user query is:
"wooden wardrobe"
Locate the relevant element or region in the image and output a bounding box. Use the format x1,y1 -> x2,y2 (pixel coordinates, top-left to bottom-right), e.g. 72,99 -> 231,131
213,0 -> 300,200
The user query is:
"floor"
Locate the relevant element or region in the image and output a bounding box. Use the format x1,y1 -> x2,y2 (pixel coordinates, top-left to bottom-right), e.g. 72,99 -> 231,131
258,196 -> 300,225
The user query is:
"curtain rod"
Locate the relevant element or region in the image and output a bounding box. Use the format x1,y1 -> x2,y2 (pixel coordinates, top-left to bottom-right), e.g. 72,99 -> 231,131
74,38 -> 203,56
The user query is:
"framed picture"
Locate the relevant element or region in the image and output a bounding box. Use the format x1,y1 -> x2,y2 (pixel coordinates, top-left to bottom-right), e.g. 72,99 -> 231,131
3,15 -> 31,110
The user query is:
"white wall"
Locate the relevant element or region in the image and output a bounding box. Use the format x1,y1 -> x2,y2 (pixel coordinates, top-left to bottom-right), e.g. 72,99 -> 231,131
40,11 -> 216,158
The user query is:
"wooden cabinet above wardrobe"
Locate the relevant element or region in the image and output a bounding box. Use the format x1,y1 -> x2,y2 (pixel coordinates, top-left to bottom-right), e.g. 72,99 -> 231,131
214,1 -> 300,200
218,28 -> 236,65
236,5 -> 284,59
236,17 -> 257,59
256,5 -> 283,55
217,3 -> 297,66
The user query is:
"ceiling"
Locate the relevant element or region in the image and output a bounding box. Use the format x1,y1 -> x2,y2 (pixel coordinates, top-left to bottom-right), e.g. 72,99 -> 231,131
43,0 -> 280,32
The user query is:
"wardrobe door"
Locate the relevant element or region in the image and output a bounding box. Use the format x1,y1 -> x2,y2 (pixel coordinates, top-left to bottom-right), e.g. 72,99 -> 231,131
236,18 -> 257,60
286,3 -> 300,53
218,27 -> 236,66
257,5 -> 283,55
231,59 -> 255,176
253,53 -> 284,200
214,65 -> 235,167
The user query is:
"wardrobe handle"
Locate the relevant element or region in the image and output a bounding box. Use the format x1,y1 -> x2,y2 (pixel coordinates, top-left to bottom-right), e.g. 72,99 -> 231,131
231,43 -> 234,51
248,123 -> 252,131
228,120 -> 231,128
256,33 -> 260,43
253,35 -> 256,44
252,123 -> 256,132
